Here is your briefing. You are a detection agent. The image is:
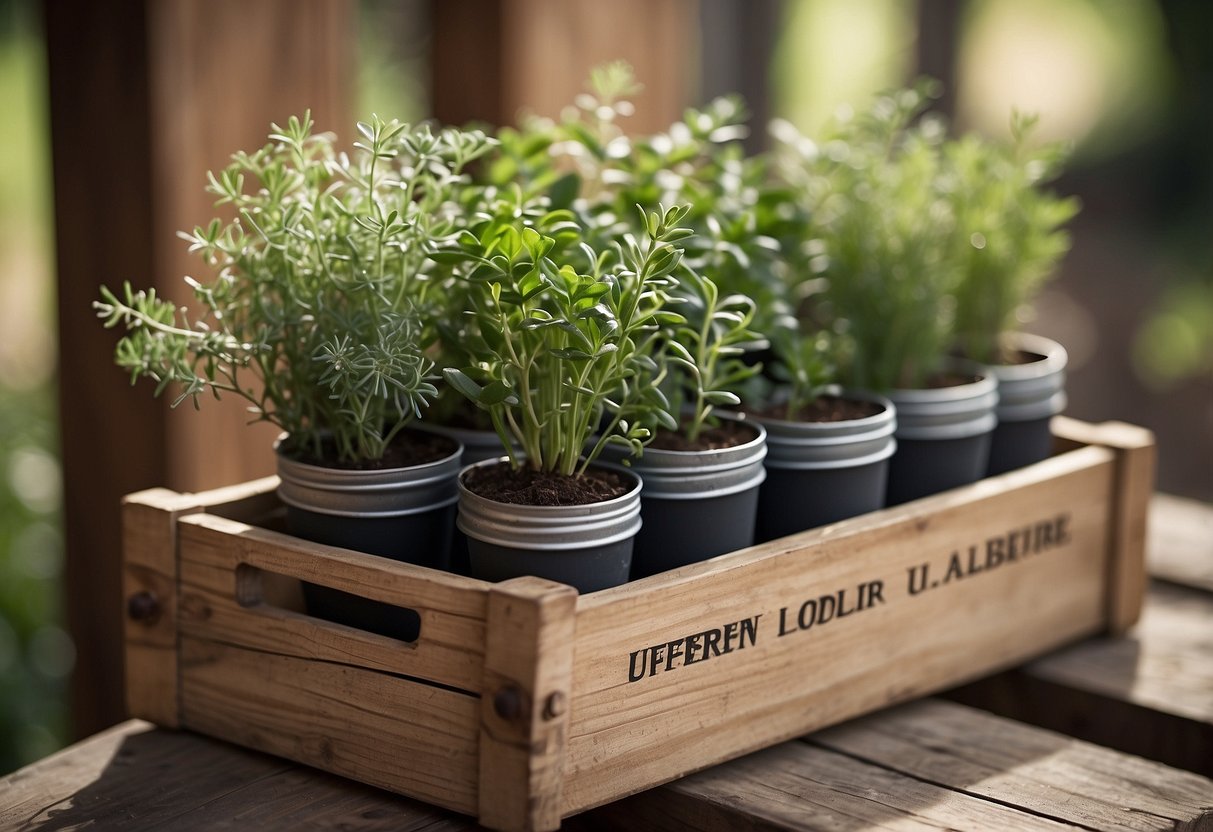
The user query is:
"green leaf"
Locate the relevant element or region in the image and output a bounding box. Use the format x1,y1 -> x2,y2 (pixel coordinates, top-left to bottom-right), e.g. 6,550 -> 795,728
443,368 -> 484,402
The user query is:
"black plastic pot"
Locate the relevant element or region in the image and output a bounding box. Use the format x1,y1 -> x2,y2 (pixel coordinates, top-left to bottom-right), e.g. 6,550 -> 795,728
421,423 -> 517,576
275,430 -> 463,642
457,461 -> 641,593
751,390 -> 897,542
885,361 -> 999,506
599,417 -> 767,578
984,333 -> 1068,475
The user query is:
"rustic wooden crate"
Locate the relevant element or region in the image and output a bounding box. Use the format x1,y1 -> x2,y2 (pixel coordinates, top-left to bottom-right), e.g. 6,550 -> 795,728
121,417 -> 1155,832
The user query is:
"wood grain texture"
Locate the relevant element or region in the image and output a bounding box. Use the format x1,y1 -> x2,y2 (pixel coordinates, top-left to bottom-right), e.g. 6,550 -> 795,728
811,699 -> 1213,832
122,489 -> 204,727
561,445 -> 1118,813
49,0 -> 354,737
950,580 -> 1213,777
479,578 -> 578,832
176,513 -> 489,691
1103,423 -> 1156,634
1148,494 -> 1213,592
178,638 -> 480,815
0,720 -> 477,831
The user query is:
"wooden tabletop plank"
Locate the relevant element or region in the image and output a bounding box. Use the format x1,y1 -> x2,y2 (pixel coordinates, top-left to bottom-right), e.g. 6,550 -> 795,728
1148,494 -> 1213,592
574,699 -> 1213,832
0,720 -> 476,832
950,495 -> 1213,775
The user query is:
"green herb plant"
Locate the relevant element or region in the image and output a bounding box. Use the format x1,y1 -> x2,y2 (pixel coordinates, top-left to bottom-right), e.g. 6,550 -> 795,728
440,201 -> 692,478
95,112 -> 496,465
790,83 -> 960,392
947,112 -> 1079,364
658,269 -> 763,442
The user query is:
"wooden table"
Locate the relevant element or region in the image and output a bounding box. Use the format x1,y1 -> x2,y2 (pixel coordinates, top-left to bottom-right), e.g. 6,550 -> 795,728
4,495 -> 1211,832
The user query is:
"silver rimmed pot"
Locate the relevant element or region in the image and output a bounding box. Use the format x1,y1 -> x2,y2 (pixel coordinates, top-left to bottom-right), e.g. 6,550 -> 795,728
457,460 -> 642,593
599,416 -> 767,578
984,333 -> 1067,475
885,359 -> 999,505
750,389 -> 897,542
275,428 -> 463,641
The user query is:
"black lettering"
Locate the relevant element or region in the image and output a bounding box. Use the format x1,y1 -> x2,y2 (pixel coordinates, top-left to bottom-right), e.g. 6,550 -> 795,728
986,536 -> 1005,569
628,648 -> 647,683
868,580 -> 886,605
649,644 -> 666,677
778,606 -> 795,637
908,564 -> 930,595
684,633 -> 703,664
798,599 -> 817,629
704,628 -> 723,657
665,639 -> 683,671
945,553 -> 965,582
818,593 -> 836,624
722,621 -> 739,653
837,589 -> 855,618
966,544 -> 984,575
1056,513 -> 1071,545
739,615 -> 760,649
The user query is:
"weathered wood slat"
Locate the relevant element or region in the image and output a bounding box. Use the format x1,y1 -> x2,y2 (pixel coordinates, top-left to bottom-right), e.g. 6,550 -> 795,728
950,580 -> 1213,777
574,700 -> 1213,832
561,446 -> 1116,814
810,700 -> 1213,832
0,720 -> 477,831
176,515 -> 488,692
1148,494 -> 1213,592
178,638 -> 481,815
478,578 -> 579,831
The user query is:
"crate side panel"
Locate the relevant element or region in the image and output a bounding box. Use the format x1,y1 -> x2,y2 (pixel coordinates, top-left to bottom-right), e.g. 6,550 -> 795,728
179,636 -> 479,814
561,448 -> 1117,814
177,516 -> 488,692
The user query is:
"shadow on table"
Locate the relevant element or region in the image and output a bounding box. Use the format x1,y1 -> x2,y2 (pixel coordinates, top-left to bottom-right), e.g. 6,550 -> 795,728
14,725 -> 476,832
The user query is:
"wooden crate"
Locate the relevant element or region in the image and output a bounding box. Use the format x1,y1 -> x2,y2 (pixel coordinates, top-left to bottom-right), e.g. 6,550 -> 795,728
121,417 -> 1155,832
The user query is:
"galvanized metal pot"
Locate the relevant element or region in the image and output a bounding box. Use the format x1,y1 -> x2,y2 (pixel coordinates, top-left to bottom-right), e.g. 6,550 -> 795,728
275,430 -> 463,641
751,390 -> 897,542
599,417 -> 767,579
885,360 -> 999,505
457,460 -> 642,593
984,333 -> 1067,475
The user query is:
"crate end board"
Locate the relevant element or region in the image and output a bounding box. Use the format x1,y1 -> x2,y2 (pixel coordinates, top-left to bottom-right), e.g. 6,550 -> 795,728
120,420 -> 1154,831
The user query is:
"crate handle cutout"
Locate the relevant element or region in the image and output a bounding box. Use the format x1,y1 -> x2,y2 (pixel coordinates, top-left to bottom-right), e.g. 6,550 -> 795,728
235,561 -> 424,643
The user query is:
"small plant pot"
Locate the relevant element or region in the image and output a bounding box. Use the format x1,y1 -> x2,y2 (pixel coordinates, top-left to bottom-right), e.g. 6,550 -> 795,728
457,460 -> 642,593
984,333 -> 1067,475
599,417 -> 767,579
751,390 -> 897,542
885,361 -> 999,505
275,430 -> 463,641
422,423 -> 518,575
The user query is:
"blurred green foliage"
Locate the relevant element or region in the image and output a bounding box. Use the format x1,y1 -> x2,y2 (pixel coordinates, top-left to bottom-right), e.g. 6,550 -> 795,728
0,0 -> 67,773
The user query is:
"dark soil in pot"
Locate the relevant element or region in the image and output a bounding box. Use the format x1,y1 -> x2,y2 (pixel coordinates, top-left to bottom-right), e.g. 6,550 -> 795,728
458,461 -> 641,593
277,428 -> 462,642
749,392 -> 896,542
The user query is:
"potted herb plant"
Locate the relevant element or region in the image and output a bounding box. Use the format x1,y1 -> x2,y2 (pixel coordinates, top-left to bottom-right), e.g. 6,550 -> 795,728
440,199 -> 690,592
947,113 -> 1079,474
600,267 -> 769,578
95,113 -> 496,637
805,85 -> 999,505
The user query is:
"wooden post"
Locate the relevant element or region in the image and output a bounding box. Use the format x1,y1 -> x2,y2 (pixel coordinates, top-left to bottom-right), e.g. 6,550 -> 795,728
46,0 -> 354,737
478,577 -> 578,831
1052,417 -> 1156,633
431,0 -> 696,133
